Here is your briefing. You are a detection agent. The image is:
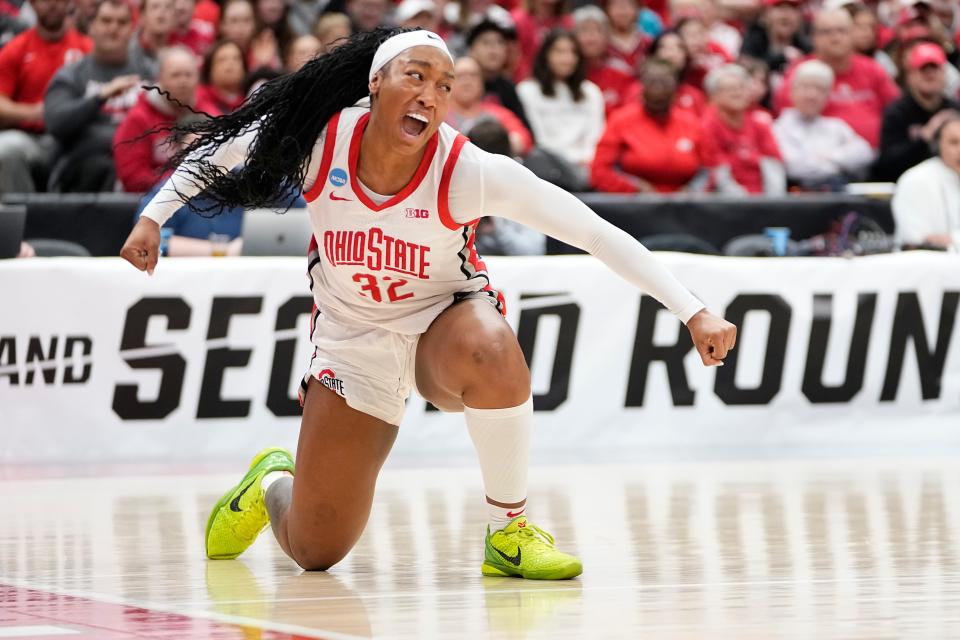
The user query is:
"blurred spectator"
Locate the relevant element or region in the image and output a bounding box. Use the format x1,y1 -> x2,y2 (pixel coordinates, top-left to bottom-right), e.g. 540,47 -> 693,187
849,4 -> 896,78
253,0 -> 293,60
113,46 -> 198,192
699,0 -> 742,59
196,40 -> 246,116
773,59 -> 873,190
875,41 -> 960,182
467,19 -> 531,128
676,15 -> 732,89
739,55 -> 772,112
591,58 -> 705,193
572,5 -> 636,115
345,0 -> 389,33
289,0 -> 326,38
892,114 -> 960,250
44,0 -> 148,192
518,30 -> 604,173
284,33 -> 321,72
0,0 -> 91,193
641,29 -> 706,114
220,0 -> 257,64
510,0 -> 573,81
740,0 -> 810,76
169,0 -> 216,57
776,8 -> 900,148
466,119 -> 545,255
396,0 -> 440,31
447,56 -> 532,155
702,63 -> 785,194
70,0 -> 98,34
443,0 -> 513,55
314,12 -> 352,52
128,0 -> 175,79
193,0 -> 221,30
605,0 -> 648,69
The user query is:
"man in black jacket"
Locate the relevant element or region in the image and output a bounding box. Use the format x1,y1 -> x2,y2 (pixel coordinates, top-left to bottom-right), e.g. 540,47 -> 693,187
43,0 -> 152,191
874,41 -> 960,182
467,19 -> 532,134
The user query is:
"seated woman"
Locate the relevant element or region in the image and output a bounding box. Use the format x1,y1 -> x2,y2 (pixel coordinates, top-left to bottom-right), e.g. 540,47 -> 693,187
772,59 -> 873,191
196,40 -> 248,117
591,58 -> 705,193
892,114 -> 960,251
701,63 -> 785,194
446,56 -> 533,156
517,30 -> 605,176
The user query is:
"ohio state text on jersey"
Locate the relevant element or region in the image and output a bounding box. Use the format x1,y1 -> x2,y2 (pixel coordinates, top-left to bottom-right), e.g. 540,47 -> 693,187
303,107 -> 505,335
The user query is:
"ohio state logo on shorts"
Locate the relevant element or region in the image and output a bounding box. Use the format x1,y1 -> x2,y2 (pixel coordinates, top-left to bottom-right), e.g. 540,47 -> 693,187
317,369 -> 345,395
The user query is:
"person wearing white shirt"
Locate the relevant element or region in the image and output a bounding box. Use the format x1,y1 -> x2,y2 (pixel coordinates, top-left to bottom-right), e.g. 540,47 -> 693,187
772,59 -> 873,190
892,115 -> 960,251
516,29 -> 605,180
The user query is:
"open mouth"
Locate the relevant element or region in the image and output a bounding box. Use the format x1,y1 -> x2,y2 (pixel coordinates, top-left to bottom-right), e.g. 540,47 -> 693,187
401,113 -> 429,138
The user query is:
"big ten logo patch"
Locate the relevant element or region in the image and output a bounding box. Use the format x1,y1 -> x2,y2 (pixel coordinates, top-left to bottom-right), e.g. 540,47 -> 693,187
405,208 -> 430,219
329,168 -> 348,187
317,368 -> 345,395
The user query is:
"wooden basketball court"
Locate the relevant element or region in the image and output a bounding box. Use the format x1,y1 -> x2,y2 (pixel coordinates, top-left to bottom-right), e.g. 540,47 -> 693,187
2,458 -> 959,638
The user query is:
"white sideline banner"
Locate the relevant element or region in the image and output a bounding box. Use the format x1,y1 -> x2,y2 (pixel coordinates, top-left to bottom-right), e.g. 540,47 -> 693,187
1,253 -> 959,462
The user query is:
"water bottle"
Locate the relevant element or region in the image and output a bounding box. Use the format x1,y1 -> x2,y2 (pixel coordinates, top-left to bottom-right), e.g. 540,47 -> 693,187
763,227 -> 790,257
159,227 -> 173,257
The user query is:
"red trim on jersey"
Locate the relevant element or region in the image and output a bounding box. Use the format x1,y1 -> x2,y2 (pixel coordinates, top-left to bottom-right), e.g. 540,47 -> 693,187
347,112 -> 439,212
438,134 -> 478,231
303,112 -> 341,203
466,224 -> 507,316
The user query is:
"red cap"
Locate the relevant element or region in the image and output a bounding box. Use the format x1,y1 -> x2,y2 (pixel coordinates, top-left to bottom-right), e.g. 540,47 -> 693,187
908,42 -> 946,69
763,0 -> 801,6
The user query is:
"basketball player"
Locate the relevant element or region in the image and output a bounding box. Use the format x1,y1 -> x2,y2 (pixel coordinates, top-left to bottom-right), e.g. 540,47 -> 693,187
119,28 -> 737,580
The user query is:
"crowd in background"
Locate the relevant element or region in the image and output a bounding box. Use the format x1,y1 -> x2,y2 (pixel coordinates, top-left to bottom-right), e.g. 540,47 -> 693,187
1,0 -> 959,253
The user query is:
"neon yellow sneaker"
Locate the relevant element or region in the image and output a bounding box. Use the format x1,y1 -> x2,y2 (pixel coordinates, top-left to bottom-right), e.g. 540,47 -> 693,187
481,516 -> 582,580
205,447 -> 295,560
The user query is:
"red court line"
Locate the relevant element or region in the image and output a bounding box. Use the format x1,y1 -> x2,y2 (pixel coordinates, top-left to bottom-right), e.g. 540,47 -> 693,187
0,584 -> 304,639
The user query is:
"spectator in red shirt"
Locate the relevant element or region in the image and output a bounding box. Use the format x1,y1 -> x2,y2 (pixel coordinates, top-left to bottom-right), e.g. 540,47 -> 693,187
604,0 -> 648,70
128,0 -> 175,79
196,40 -> 246,116
677,15 -> 732,90
446,56 -> 533,155
510,0 -> 573,81
113,46 -> 199,192
702,63 -> 785,194
573,5 -> 637,116
775,8 -> 900,148
169,0 -> 216,57
592,58 -> 706,193
0,0 -> 91,192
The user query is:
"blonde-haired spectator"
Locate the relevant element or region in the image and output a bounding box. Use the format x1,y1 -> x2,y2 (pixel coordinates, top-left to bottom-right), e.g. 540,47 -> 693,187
314,12 -> 351,53
773,59 -> 873,190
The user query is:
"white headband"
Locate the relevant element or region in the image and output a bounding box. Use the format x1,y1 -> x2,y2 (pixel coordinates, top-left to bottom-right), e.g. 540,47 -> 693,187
368,31 -> 453,82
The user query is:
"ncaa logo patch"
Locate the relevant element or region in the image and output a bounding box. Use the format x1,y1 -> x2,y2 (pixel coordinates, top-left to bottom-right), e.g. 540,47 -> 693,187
329,168 -> 348,187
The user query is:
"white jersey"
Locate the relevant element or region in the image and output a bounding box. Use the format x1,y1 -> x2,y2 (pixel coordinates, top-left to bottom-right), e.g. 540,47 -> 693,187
304,107 -> 503,334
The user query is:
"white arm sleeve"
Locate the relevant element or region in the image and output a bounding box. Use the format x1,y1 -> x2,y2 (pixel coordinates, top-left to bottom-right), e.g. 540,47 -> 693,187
140,125 -> 326,227
453,149 -> 705,324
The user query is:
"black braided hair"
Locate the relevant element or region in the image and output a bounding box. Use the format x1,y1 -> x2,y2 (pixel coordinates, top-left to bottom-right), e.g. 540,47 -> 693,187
164,26 -> 412,215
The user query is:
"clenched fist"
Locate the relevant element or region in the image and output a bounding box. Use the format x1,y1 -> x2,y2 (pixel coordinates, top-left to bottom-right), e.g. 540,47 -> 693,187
687,308 -> 737,367
120,217 -> 161,275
